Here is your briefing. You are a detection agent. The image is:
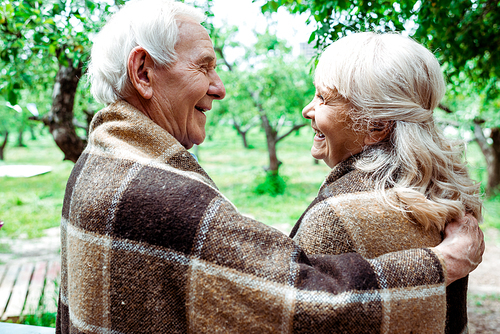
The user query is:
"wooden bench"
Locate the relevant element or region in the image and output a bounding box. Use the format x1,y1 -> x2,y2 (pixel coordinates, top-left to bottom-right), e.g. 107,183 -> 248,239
0,261 -> 60,323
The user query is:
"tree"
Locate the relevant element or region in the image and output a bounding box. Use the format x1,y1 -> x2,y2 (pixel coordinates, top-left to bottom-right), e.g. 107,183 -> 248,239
211,27 -> 314,173
260,0 -> 500,194
207,25 -> 261,148
0,0 -> 120,162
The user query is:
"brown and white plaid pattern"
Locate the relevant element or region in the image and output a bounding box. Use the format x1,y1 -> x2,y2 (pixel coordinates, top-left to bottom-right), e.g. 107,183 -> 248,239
57,101 -> 447,334
291,153 -> 468,334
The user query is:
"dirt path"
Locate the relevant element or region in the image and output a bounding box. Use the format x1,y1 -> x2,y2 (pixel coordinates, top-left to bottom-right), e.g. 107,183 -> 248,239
1,226 -> 499,331
468,227 -> 500,333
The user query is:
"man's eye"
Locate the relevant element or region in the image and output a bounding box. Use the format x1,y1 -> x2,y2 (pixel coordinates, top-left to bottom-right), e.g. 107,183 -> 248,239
316,94 -> 324,102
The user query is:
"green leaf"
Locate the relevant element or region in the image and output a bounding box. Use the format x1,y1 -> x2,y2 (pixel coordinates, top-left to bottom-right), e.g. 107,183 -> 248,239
8,89 -> 17,105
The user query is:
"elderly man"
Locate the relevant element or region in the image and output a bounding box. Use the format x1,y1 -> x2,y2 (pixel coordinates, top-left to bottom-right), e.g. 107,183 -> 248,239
56,0 -> 484,333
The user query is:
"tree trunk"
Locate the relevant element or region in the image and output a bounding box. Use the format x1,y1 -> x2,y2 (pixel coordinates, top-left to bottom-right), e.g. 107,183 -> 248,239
232,116 -> 260,149
473,123 -> 500,195
0,131 -> 8,160
29,125 -> 36,140
44,62 -> 86,163
232,121 -> 249,149
260,113 -> 280,172
487,127 -> 500,195
240,131 -> 249,149
17,128 -> 25,147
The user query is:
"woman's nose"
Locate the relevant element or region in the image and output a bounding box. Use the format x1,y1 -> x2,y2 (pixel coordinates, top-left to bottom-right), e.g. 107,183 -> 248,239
302,100 -> 315,119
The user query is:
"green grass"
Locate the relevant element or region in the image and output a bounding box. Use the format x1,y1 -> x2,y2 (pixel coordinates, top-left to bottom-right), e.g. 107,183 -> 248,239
0,125 -> 499,239
468,293 -> 500,306
0,131 -> 73,238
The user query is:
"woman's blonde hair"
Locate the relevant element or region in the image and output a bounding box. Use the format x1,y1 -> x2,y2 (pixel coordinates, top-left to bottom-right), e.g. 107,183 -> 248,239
315,32 -> 482,230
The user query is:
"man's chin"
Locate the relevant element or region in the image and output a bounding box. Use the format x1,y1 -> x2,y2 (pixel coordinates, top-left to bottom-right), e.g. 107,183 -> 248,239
183,134 -> 206,149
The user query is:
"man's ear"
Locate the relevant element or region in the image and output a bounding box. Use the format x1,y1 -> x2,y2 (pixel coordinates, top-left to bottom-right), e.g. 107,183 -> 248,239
127,46 -> 154,100
364,121 -> 393,145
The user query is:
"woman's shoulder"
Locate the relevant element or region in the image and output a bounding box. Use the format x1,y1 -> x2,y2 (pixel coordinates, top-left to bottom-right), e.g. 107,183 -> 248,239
319,158 -> 377,199
294,188 -> 442,258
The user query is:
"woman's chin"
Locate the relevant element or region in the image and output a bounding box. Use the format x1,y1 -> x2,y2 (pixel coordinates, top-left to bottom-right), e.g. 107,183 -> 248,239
310,148 -> 326,162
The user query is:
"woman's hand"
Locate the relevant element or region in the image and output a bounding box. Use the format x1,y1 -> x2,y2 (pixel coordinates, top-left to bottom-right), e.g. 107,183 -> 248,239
433,214 -> 485,285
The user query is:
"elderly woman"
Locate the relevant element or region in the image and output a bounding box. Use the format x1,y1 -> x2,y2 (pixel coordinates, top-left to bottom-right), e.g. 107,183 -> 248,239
291,32 -> 482,333
57,0 -> 484,332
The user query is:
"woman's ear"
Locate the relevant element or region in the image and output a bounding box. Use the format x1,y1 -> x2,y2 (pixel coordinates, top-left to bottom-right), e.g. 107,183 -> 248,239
127,46 -> 154,100
364,121 -> 393,145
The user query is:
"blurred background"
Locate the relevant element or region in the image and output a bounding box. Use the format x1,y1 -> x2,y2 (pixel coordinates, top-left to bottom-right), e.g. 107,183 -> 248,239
0,0 -> 499,331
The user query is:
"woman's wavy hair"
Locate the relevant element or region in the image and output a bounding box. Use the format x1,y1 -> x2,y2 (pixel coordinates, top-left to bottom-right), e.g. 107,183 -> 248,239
315,32 -> 482,230
88,0 -> 205,105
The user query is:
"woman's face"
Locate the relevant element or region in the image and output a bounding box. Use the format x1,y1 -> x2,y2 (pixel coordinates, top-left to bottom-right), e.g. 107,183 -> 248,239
302,83 -> 367,168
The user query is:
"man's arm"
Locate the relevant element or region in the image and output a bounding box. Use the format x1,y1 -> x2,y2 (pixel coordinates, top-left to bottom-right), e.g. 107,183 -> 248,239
433,213 -> 485,285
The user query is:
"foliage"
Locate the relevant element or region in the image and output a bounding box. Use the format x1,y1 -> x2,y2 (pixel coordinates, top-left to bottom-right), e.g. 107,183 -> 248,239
0,0 -> 116,104
483,193 -> 500,230
254,171 -> 288,196
210,26 -> 315,171
259,0 -> 500,91
0,0 -> 121,161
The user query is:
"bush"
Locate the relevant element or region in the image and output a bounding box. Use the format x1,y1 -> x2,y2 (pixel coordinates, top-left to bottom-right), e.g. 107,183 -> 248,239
254,171 -> 288,196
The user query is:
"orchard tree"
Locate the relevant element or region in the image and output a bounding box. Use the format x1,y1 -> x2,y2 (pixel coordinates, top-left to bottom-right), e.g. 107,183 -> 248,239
0,0 -> 118,162
207,25 -> 262,148
212,28 -> 314,173
259,0 -> 500,194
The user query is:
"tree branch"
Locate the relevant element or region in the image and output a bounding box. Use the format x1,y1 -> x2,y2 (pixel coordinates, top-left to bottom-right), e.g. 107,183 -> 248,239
438,103 -> 454,114
1,131 -> 8,150
214,46 -> 233,72
276,123 -> 308,143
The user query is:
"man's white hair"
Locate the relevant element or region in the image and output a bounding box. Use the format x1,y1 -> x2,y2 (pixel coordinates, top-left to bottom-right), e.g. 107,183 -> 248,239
88,0 -> 205,105
315,32 -> 482,230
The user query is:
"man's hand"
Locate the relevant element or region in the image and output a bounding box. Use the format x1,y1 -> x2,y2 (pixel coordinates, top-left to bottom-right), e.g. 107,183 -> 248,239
433,214 -> 485,285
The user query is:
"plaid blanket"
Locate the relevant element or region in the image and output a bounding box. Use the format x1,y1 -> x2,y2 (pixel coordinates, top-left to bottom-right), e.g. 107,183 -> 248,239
291,153 -> 467,334
57,100 -> 447,334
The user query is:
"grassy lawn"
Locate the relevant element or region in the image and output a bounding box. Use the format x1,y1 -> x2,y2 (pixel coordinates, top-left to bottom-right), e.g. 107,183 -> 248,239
0,125 -> 498,239
0,131 -> 74,238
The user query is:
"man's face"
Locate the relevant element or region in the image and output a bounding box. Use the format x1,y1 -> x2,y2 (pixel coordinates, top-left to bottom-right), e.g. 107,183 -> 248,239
150,19 -> 226,149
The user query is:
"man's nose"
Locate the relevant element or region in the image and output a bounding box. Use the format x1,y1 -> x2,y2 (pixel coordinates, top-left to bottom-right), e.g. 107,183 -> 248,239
208,71 -> 226,100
